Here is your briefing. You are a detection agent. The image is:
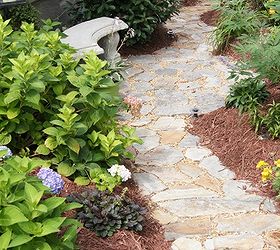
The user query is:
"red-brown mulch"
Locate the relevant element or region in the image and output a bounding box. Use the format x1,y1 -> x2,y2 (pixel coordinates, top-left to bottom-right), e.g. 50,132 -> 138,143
191,84 -> 280,199
200,9 -> 220,26
120,25 -> 177,57
60,177 -> 171,250
182,0 -> 201,7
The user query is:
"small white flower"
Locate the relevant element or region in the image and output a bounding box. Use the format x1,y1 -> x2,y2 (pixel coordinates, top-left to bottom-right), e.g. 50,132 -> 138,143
108,164 -> 131,182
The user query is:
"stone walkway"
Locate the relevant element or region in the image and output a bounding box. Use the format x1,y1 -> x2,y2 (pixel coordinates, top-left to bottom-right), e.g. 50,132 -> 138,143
120,1 -> 280,250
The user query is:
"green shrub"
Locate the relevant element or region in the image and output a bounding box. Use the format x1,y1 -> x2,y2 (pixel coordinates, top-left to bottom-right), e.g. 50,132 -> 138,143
64,0 -> 180,45
226,76 -> 269,113
67,188 -> 146,237
262,101 -> 280,138
264,0 -> 280,22
0,17 -> 141,190
236,26 -> 280,83
8,3 -> 41,30
212,0 -> 262,52
0,156 -> 82,249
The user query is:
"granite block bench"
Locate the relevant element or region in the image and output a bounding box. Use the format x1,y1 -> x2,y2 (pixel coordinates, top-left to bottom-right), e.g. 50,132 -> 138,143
61,17 -> 128,63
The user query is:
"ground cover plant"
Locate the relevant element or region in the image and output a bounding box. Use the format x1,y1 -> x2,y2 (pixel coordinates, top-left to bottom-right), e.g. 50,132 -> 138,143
0,17 -> 141,190
64,0 -> 180,45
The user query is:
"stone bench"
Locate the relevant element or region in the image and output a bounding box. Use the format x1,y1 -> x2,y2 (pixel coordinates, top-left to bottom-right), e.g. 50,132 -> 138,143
61,17 -> 128,62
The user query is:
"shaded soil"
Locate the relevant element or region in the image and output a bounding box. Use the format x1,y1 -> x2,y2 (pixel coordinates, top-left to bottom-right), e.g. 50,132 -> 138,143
120,25 -> 177,57
200,10 -> 220,26
182,0 -> 201,7
191,84 -> 280,199
61,175 -> 171,250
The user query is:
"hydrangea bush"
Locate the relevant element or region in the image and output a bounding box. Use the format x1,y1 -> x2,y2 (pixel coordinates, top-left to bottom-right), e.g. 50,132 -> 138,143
0,17 -> 142,190
37,168 -> 64,194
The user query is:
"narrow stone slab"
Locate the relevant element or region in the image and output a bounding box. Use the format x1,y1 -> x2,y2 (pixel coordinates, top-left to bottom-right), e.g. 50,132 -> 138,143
178,163 -> 204,179
166,216 -> 213,236
185,147 -> 212,161
160,131 -> 186,145
135,145 -> 184,166
151,116 -> 185,131
133,173 -> 167,194
199,155 -> 236,180
158,197 -> 262,217
152,188 -> 219,202
204,234 -> 264,250
216,214 -> 280,234
140,166 -> 191,184
172,238 -> 203,250
152,209 -> 178,225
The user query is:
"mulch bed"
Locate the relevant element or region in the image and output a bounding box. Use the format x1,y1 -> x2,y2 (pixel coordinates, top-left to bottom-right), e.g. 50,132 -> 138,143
191,83 -> 280,199
200,9 -> 220,26
120,25 -> 177,57
182,0 -> 201,7
60,177 -> 171,250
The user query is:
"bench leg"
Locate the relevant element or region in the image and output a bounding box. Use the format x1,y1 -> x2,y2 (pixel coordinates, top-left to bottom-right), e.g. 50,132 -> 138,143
98,32 -> 121,64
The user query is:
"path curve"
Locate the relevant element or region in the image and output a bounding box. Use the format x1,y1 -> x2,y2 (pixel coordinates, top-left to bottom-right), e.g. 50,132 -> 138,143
121,2 -> 280,249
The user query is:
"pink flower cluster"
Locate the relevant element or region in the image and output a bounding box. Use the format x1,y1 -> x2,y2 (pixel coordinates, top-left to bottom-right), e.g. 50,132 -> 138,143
123,95 -> 142,117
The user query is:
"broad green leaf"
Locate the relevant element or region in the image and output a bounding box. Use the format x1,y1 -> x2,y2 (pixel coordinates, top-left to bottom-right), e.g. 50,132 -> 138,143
74,176 -> 90,186
35,144 -> 50,155
43,127 -> 58,137
0,230 -> 11,249
67,138 -> 80,154
57,162 -> 75,177
45,137 -> 58,150
0,206 -> 28,226
8,234 -> 33,248
0,133 -> 11,145
7,108 -> 20,119
18,221 -> 42,235
25,183 -> 43,207
39,217 -> 66,236
41,197 -> 65,211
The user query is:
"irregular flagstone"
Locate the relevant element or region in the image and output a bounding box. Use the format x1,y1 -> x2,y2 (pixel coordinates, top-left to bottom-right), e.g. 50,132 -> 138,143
172,238 -> 203,250
185,146 -> 212,161
216,214 -> 280,234
151,116 -> 186,131
130,117 -> 152,127
134,128 -> 160,153
194,173 -> 223,194
178,162 -> 204,179
166,216 -> 213,236
152,209 -> 178,225
139,166 -> 192,184
160,131 -> 186,145
179,133 -> 200,148
151,188 -> 219,202
158,196 -> 262,217
135,145 -> 184,166
199,155 -> 236,180
132,173 -> 167,194
204,234 -> 265,250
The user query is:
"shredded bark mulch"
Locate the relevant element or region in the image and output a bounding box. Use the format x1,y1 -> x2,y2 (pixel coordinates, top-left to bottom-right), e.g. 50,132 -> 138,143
200,9 -> 220,26
61,177 -> 171,250
120,25 -> 177,57
191,84 -> 280,199
182,0 -> 201,7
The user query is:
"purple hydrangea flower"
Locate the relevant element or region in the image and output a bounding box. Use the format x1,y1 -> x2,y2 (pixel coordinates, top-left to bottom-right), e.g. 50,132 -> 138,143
0,146 -> 12,160
37,168 -> 64,194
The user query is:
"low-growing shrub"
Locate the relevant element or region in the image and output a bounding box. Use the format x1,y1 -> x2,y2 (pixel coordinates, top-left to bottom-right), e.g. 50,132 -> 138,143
226,76 -> 269,113
67,188 -> 147,237
211,0 -> 262,52
261,101 -> 280,138
64,0 -> 180,45
0,17 -> 141,190
8,3 -> 41,30
0,155 -> 82,249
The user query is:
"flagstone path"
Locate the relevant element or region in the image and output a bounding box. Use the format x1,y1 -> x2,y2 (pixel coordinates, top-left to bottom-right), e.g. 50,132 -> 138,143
120,1 -> 280,249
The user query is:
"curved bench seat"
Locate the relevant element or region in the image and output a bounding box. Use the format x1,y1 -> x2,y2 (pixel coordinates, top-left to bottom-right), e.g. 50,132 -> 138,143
62,17 -> 128,62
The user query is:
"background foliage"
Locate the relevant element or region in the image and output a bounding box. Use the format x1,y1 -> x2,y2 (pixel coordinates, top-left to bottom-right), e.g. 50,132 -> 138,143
64,0 -> 180,45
